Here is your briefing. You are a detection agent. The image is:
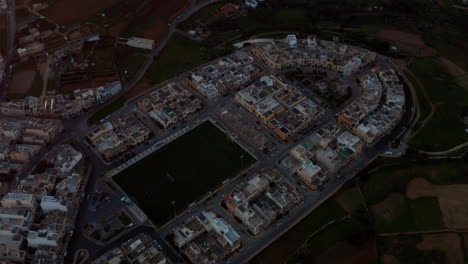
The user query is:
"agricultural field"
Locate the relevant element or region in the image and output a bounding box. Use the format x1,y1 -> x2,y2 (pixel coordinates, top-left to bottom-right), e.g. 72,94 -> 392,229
417,234 -> 464,264
361,158 -> 468,233
379,30 -> 436,56
38,0 -> 126,25
455,75 -> 468,90
142,34 -> 227,85
254,156 -> 467,264
361,158 -> 468,204
185,2 -> 225,25
407,178 -> 468,229
120,33 -> 228,99
123,0 -> 188,40
372,193 -> 444,233
403,70 -> 432,130
378,235 -> 446,264
35,0 -> 189,44
114,45 -> 149,80
7,61 -> 42,99
436,57 -> 467,78
252,199 -> 347,264
408,58 -> 468,152
378,233 -> 465,264
252,185 -> 375,264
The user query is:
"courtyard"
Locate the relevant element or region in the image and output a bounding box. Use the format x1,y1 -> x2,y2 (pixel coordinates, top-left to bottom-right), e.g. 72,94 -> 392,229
113,121 -> 256,226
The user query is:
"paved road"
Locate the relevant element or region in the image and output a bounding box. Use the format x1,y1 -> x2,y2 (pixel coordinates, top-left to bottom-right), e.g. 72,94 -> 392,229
62,1 -> 231,262
0,0 -> 17,100
120,0 -> 224,92
417,141 -> 468,156
152,55 -> 416,264
229,104 -> 414,264
2,1 -> 416,262
0,0 -> 211,261
61,51 -> 415,264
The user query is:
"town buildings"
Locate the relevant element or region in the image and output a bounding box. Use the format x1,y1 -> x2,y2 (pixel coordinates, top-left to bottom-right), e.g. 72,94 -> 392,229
185,51 -> 263,98
137,83 -> 203,130
224,169 -> 302,235
289,121 -> 363,189
251,35 -> 376,74
45,144 -> 83,174
0,81 -> 122,119
102,36 -> 403,263
87,113 -> 152,162
0,144 -> 87,263
173,211 -> 241,264
93,233 -> 168,264
235,75 -> 324,141
338,66 -> 405,144
0,33 -> 407,264
0,118 -> 64,178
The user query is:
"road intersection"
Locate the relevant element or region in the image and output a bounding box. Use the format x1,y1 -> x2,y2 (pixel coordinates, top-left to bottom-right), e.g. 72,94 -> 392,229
0,0 -> 415,263
64,50 -> 414,264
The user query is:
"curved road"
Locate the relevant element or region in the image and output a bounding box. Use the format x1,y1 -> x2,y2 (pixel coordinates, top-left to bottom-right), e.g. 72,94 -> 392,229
417,141 -> 468,156
2,1 -> 418,263
66,56 -> 416,264
0,0 -> 227,263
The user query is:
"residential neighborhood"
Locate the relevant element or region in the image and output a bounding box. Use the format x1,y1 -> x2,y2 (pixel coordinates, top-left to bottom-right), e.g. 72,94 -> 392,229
0,31 -> 411,264
4,0 -> 466,262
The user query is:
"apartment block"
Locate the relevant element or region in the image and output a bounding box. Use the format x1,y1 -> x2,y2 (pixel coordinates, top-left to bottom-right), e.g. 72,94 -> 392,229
185,51 -> 263,98
93,233 -> 168,264
18,173 -> 56,201
87,113 -> 152,161
251,35 -> 375,74
46,144 -> 83,174
1,192 -> 37,209
173,211 -> 241,264
27,229 -> 58,248
0,120 -> 23,140
55,173 -> 81,201
236,75 -> 324,140
9,145 -> 40,164
0,82 -> 122,119
224,169 -> 302,235
289,122 -> 363,189
40,196 -> 68,213
22,118 -> 63,145
137,83 -> 203,130
0,243 -> 26,263
338,65 -> 405,144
